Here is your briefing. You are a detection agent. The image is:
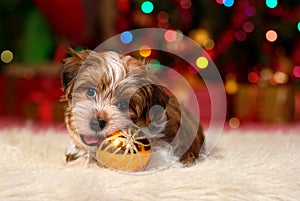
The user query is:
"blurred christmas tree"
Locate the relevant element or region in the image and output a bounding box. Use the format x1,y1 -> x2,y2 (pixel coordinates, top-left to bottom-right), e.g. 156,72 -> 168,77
0,0 -> 55,67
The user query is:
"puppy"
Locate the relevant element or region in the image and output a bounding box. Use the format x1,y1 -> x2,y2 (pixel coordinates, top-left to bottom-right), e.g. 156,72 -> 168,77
60,49 -> 205,167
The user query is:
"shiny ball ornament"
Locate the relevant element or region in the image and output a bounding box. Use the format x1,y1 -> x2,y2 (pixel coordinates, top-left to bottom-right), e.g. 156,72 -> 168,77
96,128 -> 151,172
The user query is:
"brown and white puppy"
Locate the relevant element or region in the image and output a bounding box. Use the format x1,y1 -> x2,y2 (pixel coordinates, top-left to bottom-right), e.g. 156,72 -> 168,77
60,49 -> 205,167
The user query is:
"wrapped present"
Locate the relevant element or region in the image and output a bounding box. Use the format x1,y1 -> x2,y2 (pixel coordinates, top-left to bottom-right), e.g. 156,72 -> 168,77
1,62 -> 65,123
233,84 -> 295,123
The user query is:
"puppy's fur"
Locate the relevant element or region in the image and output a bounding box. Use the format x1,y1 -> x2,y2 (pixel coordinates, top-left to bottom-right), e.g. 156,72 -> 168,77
61,49 -> 205,167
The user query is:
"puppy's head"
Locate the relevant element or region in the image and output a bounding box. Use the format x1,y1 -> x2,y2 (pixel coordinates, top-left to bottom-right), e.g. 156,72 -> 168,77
61,49 -> 169,151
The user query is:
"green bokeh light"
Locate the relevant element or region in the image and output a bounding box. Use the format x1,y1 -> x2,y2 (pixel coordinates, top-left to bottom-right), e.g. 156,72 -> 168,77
266,0 -> 277,8
141,1 -> 154,14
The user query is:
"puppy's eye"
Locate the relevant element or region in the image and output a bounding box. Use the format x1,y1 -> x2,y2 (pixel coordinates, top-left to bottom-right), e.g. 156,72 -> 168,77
86,87 -> 97,99
116,100 -> 129,111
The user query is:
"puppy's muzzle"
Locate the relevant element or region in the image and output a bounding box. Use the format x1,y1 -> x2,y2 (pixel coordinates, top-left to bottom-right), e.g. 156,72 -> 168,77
89,117 -> 106,132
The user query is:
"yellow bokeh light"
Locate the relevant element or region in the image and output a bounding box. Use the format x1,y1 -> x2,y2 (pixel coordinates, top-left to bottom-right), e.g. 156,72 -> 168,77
139,45 -> 151,57
203,39 -> 215,50
189,29 -> 210,45
225,80 -> 238,94
196,56 -> 208,69
1,50 -> 13,63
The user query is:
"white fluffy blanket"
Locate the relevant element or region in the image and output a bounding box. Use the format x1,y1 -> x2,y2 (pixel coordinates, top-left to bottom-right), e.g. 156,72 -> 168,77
0,125 -> 300,201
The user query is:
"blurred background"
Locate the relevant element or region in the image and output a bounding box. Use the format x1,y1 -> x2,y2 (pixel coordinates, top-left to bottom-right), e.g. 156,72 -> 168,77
0,0 -> 299,129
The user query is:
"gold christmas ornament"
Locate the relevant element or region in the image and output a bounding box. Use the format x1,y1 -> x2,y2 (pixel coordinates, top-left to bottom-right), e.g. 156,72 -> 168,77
96,128 -> 151,172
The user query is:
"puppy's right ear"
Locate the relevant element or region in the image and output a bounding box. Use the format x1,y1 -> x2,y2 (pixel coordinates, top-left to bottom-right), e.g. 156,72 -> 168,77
60,48 -> 91,99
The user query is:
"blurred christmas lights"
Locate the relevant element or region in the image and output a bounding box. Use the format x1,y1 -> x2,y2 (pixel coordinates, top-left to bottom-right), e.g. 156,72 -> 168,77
196,56 -> 208,69
225,74 -> 238,94
235,30 -> 247,41
139,45 -> 151,57
149,59 -> 162,72
1,50 -> 13,63
298,22 -> 300,32
167,69 -> 179,79
248,72 -> 259,83
157,11 -> 169,22
120,31 -> 133,44
164,30 -> 177,43
180,0 -> 192,9
203,39 -> 215,50
225,80 -> 238,94
223,0 -> 234,7
242,21 -> 255,33
141,1 -> 154,14
265,30 -> 278,42
266,0 -> 278,9
189,29 -> 210,46
273,71 -> 288,84
228,117 -> 240,128
216,0 -> 223,4
293,66 -> 300,78
243,6 -> 256,17
260,69 -> 272,81
157,11 -> 169,28
116,0 -> 130,12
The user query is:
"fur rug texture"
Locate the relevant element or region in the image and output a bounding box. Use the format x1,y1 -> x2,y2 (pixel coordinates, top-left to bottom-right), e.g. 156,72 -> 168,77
0,125 -> 300,201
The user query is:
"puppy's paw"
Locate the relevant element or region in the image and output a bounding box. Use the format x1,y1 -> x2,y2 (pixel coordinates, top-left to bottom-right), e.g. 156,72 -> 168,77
66,153 -> 96,167
179,152 -> 198,166
65,141 -> 96,167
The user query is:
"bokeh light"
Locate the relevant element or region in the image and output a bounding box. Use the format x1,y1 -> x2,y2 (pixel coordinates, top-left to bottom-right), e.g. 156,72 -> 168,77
248,72 -> 259,83
235,30 -> 247,41
180,0 -> 192,9
273,71 -> 288,84
120,31 -> 133,44
149,59 -> 162,72
196,56 -> 209,69
225,74 -> 238,94
225,80 -> 238,94
141,1 -> 154,14
175,30 -> 184,42
1,50 -> 13,63
229,117 -> 240,129
139,45 -> 151,57
157,11 -> 169,28
243,6 -> 256,17
203,39 -> 215,50
216,0 -> 223,4
266,0 -> 278,9
164,30 -> 177,42
293,66 -> 300,78
116,0 -> 130,11
298,22 -> 300,32
265,30 -> 278,42
167,69 -> 179,79
223,0 -> 234,7
157,11 -> 169,22
189,29 -> 210,46
242,21 -> 255,33
261,69 -> 272,81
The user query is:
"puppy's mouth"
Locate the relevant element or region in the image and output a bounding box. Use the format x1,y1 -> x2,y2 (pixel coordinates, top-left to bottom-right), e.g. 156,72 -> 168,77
80,134 -> 105,146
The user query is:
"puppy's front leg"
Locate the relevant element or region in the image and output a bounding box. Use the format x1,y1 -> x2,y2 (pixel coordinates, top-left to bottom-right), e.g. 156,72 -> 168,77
65,141 -> 96,166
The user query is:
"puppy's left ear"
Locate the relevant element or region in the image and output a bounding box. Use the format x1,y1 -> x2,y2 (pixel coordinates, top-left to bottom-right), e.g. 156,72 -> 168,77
60,48 -> 91,99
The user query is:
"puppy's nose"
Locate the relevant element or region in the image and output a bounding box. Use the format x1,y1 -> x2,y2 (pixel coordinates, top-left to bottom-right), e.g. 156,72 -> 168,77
89,117 -> 106,132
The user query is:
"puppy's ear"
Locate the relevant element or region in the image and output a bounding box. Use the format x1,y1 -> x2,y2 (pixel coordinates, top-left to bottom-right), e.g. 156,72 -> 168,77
60,48 -> 91,99
121,55 -> 145,72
